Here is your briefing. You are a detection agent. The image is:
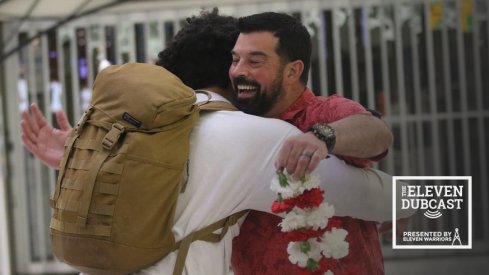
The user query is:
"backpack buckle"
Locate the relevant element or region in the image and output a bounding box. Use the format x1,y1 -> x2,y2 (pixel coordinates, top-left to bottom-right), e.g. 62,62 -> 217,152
76,106 -> 94,132
102,123 -> 125,151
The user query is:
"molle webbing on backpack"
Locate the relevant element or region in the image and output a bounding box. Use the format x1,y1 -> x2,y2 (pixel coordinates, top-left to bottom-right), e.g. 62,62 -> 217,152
49,63 -> 247,275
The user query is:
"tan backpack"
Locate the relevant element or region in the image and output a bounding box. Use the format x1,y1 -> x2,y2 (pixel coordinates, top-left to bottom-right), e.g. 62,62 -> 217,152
50,63 -> 246,275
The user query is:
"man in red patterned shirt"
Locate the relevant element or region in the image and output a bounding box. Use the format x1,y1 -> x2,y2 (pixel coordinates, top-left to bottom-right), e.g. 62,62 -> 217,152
230,12 -> 392,274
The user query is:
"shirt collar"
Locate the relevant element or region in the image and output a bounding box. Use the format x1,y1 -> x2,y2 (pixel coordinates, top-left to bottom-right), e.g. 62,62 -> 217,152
195,90 -> 231,104
278,88 -> 315,121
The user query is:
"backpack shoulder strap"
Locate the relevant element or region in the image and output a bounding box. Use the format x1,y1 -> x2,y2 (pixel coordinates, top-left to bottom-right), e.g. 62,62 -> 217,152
199,100 -> 238,112
172,210 -> 248,275
170,89 -> 242,274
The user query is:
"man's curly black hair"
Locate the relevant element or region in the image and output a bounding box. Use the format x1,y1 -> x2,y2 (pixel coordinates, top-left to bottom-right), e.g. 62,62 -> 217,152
156,8 -> 238,90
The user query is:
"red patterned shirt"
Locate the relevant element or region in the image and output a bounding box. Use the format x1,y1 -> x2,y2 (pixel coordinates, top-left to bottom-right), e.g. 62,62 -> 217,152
232,88 -> 385,275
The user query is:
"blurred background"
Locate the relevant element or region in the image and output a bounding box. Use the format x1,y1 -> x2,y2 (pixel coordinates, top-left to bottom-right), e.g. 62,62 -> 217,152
0,0 -> 488,274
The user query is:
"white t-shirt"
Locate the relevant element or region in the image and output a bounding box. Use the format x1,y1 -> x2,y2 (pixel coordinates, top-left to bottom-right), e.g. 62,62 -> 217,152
136,93 -> 413,275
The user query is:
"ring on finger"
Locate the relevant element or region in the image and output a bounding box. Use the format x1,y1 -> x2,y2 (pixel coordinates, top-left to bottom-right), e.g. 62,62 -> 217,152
301,151 -> 313,158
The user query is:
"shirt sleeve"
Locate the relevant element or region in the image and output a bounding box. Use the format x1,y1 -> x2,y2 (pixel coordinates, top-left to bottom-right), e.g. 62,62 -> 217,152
311,95 -> 387,167
245,142 -> 413,222
315,95 -> 371,122
313,156 -> 415,222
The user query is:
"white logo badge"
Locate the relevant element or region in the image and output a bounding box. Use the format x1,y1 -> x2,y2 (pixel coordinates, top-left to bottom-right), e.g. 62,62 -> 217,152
393,176 -> 472,249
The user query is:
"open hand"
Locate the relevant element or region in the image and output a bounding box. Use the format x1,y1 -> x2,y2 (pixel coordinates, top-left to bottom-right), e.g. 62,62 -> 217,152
20,103 -> 72,169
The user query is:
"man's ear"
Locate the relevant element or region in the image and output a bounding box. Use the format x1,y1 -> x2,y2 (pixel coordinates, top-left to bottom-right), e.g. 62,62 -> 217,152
284,60 -> 304,83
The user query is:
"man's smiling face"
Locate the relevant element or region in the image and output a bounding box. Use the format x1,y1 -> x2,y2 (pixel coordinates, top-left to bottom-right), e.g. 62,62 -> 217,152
229,31 -> 287,116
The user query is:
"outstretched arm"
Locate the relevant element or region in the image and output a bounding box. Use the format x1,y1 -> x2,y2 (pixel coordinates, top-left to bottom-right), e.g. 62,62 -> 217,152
252,153 -> 414,223
21,103 -> 72,169
313,157 -> 414,222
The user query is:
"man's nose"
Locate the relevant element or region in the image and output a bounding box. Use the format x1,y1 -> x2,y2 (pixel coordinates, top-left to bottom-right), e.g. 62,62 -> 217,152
230,61 -> 248,78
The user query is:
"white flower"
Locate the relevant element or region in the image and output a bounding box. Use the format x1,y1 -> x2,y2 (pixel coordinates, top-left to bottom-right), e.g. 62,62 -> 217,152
270,177 -> 295,198
270,172 -> 321,199
324,270 -> 334,275
287,239 -> 322,268
280,203 -> 335,232
288,174 -> 321,195
306,203 -> 335,230
305,239 -> 323,262
287,241 -> 309,267
299,174 -> 321,191
280,207 -> 306,231
320,228 -> 349,259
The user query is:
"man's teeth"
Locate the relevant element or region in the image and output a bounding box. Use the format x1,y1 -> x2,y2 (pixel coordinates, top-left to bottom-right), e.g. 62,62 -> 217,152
237,84 -> 256,91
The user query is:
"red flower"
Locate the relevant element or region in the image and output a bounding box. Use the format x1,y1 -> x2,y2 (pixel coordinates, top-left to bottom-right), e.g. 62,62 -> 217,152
272,199 -> 294,213
272,188 -> 324,214
284,227 -> 329,242
294,188 -> 324,208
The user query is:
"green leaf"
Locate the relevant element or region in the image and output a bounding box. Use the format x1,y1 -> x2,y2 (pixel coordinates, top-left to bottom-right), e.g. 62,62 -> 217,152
278,170 -> 288,187
306,258 -> 319,271
300,241 -> 311,253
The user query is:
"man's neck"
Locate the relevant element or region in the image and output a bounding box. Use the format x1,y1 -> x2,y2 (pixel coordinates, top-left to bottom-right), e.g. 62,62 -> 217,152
264,84 -> 306,118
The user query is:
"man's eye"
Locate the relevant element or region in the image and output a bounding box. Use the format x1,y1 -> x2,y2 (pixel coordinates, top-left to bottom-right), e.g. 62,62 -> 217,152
250,60 -> 261,65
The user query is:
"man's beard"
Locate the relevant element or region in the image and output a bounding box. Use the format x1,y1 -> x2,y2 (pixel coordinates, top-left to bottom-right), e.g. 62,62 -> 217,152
231,75 -> 284,117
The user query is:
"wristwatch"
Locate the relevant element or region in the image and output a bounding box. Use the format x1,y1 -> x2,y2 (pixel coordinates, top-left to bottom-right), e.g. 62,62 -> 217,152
310,123 -> 336,152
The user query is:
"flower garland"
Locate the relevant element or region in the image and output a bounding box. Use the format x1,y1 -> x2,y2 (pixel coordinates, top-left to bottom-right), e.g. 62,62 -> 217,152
270,171 -> 349,274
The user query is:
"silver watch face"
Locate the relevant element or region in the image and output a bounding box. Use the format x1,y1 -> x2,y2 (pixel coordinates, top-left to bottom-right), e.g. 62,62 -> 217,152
313,123 -> 336,151
317,124 -> 335,138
